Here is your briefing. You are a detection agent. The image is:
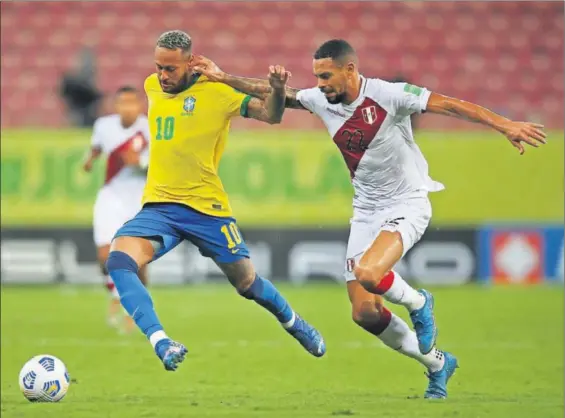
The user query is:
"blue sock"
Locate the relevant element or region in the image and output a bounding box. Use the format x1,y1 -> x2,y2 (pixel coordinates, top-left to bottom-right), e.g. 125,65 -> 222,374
106,251 -> 163,338
241,275 -> 294,323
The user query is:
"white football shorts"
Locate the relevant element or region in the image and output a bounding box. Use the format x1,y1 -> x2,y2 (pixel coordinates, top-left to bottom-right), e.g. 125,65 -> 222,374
93,186 -> 143,247
344,197 -> 432,281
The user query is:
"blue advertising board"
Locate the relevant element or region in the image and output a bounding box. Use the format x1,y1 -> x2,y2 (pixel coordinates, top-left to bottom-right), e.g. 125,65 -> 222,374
478,225 -> 564,283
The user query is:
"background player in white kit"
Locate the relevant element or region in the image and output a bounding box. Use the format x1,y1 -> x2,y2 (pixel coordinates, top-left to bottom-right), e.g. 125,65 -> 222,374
193,39 -> 547,399
83,86 -> 150,332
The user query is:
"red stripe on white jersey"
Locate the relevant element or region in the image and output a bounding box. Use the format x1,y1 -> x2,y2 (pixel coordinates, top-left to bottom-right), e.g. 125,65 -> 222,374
105,131 -> 148,185
332,97 -> 387,178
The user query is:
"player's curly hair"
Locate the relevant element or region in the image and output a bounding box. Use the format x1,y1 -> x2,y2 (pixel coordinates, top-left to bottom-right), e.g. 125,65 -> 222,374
156,30 -> 192,53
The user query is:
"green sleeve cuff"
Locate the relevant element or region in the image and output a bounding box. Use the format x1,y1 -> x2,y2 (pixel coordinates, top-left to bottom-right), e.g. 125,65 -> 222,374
240,95 -> 252,118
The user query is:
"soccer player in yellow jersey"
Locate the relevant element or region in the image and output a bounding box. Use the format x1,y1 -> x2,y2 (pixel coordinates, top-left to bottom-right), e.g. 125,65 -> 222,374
105,30 -> 325,371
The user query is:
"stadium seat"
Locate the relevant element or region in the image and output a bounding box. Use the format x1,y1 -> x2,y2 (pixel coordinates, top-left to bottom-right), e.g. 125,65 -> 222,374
1,1 -> 563,129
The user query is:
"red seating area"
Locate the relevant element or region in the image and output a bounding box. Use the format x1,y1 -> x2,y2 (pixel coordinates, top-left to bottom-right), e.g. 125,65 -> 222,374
1,1 -> 563,129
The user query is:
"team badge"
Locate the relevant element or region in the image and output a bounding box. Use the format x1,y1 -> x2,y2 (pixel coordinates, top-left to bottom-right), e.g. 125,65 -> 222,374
183,96 -> 196,113
346,258 -> 356,272
361,106 -> 378,125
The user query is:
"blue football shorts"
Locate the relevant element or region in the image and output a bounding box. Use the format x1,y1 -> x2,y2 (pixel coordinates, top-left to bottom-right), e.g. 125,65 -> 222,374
113,203 -> 249,264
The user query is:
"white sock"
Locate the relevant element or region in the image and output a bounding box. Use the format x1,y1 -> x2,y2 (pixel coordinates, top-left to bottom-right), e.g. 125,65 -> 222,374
149,330 -> 169,348
378,312 -> 444,372
282,311 -> 296,329
379,271 -> 425,312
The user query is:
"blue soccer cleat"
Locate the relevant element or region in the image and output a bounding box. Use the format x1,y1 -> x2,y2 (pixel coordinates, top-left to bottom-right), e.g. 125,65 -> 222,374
285,314 -> 326,357
409,289 -> 438,354
154,339 -> 188,371
424,351 -> 459,399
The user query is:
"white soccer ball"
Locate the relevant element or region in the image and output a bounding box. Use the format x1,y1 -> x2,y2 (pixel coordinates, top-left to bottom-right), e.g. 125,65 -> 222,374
19,354 -> 70,402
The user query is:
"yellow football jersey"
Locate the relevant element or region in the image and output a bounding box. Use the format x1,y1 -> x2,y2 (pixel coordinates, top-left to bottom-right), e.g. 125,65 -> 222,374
142,73 -> 251,217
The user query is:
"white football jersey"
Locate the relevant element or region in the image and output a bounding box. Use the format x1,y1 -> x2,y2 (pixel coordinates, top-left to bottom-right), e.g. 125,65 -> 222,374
296,76 -> 444,210
91,114 -> 150,193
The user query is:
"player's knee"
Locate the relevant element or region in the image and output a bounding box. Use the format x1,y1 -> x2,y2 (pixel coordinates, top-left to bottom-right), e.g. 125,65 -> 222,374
220,259 -> 256,294
354,265 -> 376,290
354,263 -> 388,292
106,251 -> 139,275
233,272 -> 255,294
351,301 -> 381,327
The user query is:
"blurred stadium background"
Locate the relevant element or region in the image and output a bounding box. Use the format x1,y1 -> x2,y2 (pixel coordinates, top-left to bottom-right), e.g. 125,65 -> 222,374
1,2 -> 563,417
1,0 -> 563,285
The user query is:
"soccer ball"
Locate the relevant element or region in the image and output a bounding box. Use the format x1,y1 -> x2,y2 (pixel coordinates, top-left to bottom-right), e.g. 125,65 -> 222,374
19,355 -> 70,402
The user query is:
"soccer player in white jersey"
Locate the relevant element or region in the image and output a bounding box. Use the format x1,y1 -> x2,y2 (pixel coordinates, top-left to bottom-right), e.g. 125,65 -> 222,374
83,86 -> 151,332
192,39 -> 546,399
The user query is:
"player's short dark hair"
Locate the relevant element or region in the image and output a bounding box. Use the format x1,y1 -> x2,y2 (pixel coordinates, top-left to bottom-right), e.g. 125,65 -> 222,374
314,39 -> 357,64
116,85 -> 138,95
156,30 -> 192,54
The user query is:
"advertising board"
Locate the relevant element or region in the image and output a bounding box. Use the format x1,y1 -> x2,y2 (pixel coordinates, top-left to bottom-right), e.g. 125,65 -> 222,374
2,130 -> 563,227
478,226 -> 564,283
1,227 -> 477,286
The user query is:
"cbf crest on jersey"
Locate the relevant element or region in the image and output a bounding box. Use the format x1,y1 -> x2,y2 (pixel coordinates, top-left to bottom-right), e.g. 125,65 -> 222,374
183,96 -> 196,115
362,105 -> 378,125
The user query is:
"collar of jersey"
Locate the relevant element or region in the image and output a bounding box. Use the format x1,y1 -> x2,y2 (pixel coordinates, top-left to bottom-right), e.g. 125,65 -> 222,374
163,73 -> 201,96
341,75 -> 366,110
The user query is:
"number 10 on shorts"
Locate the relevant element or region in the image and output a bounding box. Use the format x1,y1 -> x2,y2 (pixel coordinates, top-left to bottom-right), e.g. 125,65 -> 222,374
221,222 -> 242,249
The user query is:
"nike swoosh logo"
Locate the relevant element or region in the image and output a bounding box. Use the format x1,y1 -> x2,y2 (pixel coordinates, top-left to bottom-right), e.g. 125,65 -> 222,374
231,249 -> 240,254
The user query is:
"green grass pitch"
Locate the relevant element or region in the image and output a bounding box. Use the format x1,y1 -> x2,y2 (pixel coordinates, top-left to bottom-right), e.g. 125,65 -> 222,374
1,283 -> 563,418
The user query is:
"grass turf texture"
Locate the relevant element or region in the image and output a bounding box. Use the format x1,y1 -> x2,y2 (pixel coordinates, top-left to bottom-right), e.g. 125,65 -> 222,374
1,283 -> 563,418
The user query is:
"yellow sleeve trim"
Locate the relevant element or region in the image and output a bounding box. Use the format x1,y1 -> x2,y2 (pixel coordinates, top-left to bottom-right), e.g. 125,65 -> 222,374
240,95 -> 252,118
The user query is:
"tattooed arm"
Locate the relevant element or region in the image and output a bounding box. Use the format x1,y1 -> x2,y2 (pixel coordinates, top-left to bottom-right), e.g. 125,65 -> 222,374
240,65 -> 289,124
192,55 -> 307,110
222,75 -> 306,110
244,86 -> 287,125
426,92 -> 547,154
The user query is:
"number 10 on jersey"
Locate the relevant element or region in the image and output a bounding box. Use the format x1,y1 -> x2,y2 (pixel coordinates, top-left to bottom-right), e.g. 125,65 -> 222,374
155,116 -> 175,140
221,222 -> 242,249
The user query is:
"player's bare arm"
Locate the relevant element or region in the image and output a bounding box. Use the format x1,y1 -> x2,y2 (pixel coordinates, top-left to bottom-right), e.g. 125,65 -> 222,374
224,76 -> 305,110
426,93 -> 547,155
83,147 -> 102,172
193,55 -> 306,110
244,65 -> 290,124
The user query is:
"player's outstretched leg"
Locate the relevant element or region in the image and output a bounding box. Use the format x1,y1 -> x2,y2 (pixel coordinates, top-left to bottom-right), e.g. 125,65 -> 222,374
349,281 -> 458,398
121,265 -> 150,334
377,311 -> 458,399
219,259 -> 326,357
106,236 -> 187,371
353,231 -> 437,354
424,351 -> 459,399
371,270 -> 437,355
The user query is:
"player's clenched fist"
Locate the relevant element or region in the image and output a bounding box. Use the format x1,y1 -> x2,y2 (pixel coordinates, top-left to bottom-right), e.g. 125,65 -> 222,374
268,65 -> 291,90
